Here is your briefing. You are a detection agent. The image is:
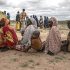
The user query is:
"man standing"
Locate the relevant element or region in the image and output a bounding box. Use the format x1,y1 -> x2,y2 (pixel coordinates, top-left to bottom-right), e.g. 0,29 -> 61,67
20,9 -> 27,29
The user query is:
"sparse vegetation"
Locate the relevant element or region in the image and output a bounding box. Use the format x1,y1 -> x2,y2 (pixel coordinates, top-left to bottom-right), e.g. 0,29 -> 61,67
20,63 -> 29,68
35,62 -> 40,66
11,57 -> 18,62
28,59 -> 34,63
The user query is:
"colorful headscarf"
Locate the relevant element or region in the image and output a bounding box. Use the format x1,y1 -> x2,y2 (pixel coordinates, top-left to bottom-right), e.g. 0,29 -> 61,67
1,18 -> 10,26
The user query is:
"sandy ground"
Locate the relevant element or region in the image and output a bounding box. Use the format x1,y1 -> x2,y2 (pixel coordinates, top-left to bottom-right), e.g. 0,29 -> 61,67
0,24 -> 70,70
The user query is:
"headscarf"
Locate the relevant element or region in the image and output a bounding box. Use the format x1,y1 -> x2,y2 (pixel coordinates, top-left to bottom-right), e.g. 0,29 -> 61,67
1,18 -> 10,26
26,18 -> 32,26
30,17 -> 37,28
49,17 -> 58,26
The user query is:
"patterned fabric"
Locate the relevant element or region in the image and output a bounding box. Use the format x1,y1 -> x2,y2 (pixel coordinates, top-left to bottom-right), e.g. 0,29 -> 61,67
45,17 -> 61,54
3,26 -> 18,48
0,28 -> 4,47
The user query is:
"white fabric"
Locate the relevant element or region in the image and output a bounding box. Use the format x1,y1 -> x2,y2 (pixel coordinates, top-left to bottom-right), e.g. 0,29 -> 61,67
21,25 -> 37,46
30,17 -> 37,28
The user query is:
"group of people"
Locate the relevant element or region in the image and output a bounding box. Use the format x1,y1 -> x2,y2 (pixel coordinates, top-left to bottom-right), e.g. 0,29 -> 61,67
16,9 -> 49,31
3,11 -> 10,20
16,9 -> 27,30
0,14 -> 70,55
30,15 -> 49,28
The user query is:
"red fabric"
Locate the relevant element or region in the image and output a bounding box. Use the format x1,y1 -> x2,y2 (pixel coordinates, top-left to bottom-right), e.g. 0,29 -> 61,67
0,29 -> 5,47
3,26 -> 18,48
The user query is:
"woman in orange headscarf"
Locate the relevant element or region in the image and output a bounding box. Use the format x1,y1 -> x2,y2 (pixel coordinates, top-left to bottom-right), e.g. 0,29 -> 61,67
1,18 -> 18,49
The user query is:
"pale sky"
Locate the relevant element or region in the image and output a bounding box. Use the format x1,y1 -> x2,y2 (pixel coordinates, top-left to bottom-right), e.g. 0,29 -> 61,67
0,0 -> 70,20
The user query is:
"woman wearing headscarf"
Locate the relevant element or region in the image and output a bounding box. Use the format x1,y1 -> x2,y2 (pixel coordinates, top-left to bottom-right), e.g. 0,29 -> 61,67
0,20 -> 5,48
0,19 -> 8,52
1,18 -> 18,49
44,17 -> 61,55
18,18 -> 44,52
30,17 -> 37,28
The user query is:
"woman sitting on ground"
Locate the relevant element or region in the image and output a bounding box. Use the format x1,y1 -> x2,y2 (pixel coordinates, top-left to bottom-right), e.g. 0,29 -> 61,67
18,18 -> 44,52
44,17 -> 61,55
0,18 -> 18,49
0,20 -> 5,48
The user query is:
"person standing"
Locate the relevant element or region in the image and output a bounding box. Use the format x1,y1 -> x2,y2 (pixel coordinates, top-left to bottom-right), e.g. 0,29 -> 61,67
44,16 -> 48,28
39,16 -> 43,28
33,15 -> 39,27
16,11 -> 21,31
20,9 -> 27,29
7,13 -> 10,20
3,11 -> 6,15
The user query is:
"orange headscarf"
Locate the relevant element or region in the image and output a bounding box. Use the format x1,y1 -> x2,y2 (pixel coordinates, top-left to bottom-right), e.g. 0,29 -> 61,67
1,18 -> 10,26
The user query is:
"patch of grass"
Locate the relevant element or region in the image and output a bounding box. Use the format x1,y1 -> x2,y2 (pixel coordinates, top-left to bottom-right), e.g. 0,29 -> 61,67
49,56 -> 66,63
14,53 -> 17,55
11,58 -> 18,62
20,63 -> 29,68
68,58 -> 70,60
49,59 -> 60,64
28,59 -> 34,63
49,60 -> 55,63
55,55 -> 66,60
55,57 -> 63,60
29,66 -> 34,69
35,62 -> 40,66
63,52 -> 67,55
44,68 -> 48,70
19,54 -> 22,56
54,56 -> 66,63
55,59 -> 60,63
61,56 -> 66,59
49,57 -> 62,63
